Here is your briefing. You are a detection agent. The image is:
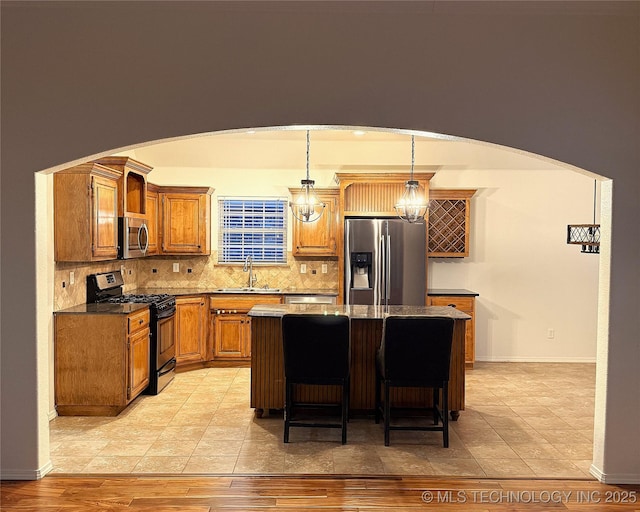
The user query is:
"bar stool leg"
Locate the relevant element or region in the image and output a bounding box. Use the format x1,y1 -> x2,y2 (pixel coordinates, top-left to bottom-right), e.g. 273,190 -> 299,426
384,381 -> 391,446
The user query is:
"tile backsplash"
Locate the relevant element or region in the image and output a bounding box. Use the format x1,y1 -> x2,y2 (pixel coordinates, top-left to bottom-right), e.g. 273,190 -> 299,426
55,253 -> 338,310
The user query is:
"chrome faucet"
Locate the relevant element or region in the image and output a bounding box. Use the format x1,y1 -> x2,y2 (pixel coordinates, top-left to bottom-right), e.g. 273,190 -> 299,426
243,255 -> 257,288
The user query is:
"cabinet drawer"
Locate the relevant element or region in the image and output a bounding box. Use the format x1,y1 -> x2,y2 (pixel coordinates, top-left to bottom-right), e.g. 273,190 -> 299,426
209,294 -> 282,312
128,308 -> 150,334
428,295 -> 474,312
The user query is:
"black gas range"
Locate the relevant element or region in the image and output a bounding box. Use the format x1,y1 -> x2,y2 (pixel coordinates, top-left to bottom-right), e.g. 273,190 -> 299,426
87,271 -> 176,395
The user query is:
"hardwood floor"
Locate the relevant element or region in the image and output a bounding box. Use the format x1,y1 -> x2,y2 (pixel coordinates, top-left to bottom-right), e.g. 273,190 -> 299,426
2,475 -> 639,511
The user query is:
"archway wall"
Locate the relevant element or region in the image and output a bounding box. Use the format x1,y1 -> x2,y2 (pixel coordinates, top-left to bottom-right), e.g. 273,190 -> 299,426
1,2 -> 638,481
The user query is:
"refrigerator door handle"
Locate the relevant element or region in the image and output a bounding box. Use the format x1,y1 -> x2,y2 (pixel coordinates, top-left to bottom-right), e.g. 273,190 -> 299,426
386,233 -> 391,306
377,234 -> 385,306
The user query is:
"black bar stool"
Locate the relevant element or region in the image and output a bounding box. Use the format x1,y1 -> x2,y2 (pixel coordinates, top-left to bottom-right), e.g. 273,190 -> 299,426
375,316 -> 454,447
281,313 -> 351,444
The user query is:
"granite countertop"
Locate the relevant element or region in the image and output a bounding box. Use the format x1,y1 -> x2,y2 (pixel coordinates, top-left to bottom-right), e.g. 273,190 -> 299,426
428,288 -> 479,296
55,303 -> 149,315
248,304 -> 471,320
135,287 -> 338,297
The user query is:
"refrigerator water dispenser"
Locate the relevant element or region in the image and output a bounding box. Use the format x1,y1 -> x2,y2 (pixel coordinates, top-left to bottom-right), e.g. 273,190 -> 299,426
350,252 -> 372,289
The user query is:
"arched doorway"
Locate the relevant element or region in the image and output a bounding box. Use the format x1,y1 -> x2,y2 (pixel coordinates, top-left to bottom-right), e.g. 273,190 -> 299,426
40,125 -> 607,478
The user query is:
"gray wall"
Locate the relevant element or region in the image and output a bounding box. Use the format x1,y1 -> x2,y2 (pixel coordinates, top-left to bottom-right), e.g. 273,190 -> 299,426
2,1 -> 639,482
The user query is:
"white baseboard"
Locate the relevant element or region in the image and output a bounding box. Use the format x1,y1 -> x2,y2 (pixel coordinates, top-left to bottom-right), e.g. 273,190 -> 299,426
475,356 -> 597,363
48,408 -> 58,421
1,460 -> 53,480
590,464 -> 640,484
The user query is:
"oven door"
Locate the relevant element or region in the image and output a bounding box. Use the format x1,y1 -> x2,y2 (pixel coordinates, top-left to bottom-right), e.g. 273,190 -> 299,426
119,217 -> 149,259
156,308 -> 176,369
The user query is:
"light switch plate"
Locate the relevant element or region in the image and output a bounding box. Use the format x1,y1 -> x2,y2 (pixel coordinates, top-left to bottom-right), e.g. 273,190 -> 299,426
321,264 -> 328,274
300,263 -> 307,274
69,271 -> 75,285
173,263 -> 180,272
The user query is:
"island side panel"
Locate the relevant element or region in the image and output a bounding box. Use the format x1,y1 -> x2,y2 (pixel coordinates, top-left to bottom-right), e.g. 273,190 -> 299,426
250,316 -> 284,412
250,315 -> 466,416
350,318 -> 382,410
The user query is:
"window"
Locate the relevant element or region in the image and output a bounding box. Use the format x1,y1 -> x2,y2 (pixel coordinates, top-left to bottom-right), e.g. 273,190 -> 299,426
218,197 -> 287,264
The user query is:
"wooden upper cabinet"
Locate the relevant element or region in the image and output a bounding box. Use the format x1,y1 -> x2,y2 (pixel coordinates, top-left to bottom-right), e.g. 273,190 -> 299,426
145,182 -> 160,256
336,172 -> 434,217
428,189 -> 477,258
93,156 -> 152,218
54,163 -> 120,262
289,188 -> 339,256
159,186 -> 213,255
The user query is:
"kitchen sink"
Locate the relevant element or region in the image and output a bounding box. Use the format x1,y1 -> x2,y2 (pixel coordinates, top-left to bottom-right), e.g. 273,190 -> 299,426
215,287 -> 281,293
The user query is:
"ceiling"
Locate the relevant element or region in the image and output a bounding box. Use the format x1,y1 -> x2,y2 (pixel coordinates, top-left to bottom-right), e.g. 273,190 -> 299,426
125,126 -> 569,172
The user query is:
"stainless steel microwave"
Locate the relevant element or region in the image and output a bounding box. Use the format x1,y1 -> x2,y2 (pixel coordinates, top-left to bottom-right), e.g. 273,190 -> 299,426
118,217 -> 149,259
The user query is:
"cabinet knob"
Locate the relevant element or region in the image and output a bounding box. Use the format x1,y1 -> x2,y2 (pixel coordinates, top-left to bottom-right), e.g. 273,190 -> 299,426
139,319 -> 143,324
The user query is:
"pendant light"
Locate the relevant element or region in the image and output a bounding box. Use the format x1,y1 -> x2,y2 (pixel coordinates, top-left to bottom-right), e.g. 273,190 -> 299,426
290,130 -> 325,223
394,135 -> 428,223
567,180 -> 600,254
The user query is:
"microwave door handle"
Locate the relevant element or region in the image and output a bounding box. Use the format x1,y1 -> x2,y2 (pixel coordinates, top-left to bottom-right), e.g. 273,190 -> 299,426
140,223 -> 149,254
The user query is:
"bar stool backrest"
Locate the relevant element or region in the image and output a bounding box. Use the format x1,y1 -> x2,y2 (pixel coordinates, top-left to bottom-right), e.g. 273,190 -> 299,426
379,316 -> 454,384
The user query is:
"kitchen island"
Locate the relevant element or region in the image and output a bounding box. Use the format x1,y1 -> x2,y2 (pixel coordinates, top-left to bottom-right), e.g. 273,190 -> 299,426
248,304 -> 471,420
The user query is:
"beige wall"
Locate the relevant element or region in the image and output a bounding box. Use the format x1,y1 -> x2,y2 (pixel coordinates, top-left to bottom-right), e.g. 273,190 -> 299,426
2,1 -> 638,483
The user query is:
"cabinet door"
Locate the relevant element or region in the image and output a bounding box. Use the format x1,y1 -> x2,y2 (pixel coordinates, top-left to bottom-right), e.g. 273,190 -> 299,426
161,193 -> 208,254
213,313 -> 247,359
291,190 -> 339,256
243,315 -> 252,358
146,190 -> 159,255
128,327 -> 150,400
91,175 -> 119,260
428,295 -> 475,367
176,296 -> 207,365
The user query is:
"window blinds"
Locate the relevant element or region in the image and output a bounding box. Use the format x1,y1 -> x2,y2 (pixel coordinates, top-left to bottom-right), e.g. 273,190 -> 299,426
218,197 -> 287,264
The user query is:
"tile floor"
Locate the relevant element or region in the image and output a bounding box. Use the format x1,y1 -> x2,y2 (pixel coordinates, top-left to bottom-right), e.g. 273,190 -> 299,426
49,362 -> 596,478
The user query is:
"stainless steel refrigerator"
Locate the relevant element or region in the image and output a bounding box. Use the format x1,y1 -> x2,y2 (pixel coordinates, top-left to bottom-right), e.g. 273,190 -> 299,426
344,218 -> 426,306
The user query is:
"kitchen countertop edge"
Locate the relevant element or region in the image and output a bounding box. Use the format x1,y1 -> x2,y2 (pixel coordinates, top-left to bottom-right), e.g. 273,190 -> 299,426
135,287 -> 338,297
248,304 -> 471,320
427,288 -> 479,297
55,303 -> 149,315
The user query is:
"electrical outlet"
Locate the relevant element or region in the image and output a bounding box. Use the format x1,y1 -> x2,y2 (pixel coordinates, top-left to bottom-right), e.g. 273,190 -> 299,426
152,268 -> 158,273
187,268 -> 193,273
311,269 -> 316,275
300,263 -> 307,274
69,271 -> 75,285
547,328 -> 555,339
321,264 -> 328,274
62,281 -> 66,288
173,263 -> 180,273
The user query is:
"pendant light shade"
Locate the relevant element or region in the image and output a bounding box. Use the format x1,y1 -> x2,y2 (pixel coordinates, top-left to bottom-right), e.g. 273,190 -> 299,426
290,130 -> 325,223
395,135 -> 428,223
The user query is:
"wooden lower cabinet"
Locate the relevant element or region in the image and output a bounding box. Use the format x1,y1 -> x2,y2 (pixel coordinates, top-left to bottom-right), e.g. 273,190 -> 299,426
427,294 -> 477,368
175,295 -> 208,367
54,307 -> 151,416
213,313 -> 250,359
209,294 -> 282,364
